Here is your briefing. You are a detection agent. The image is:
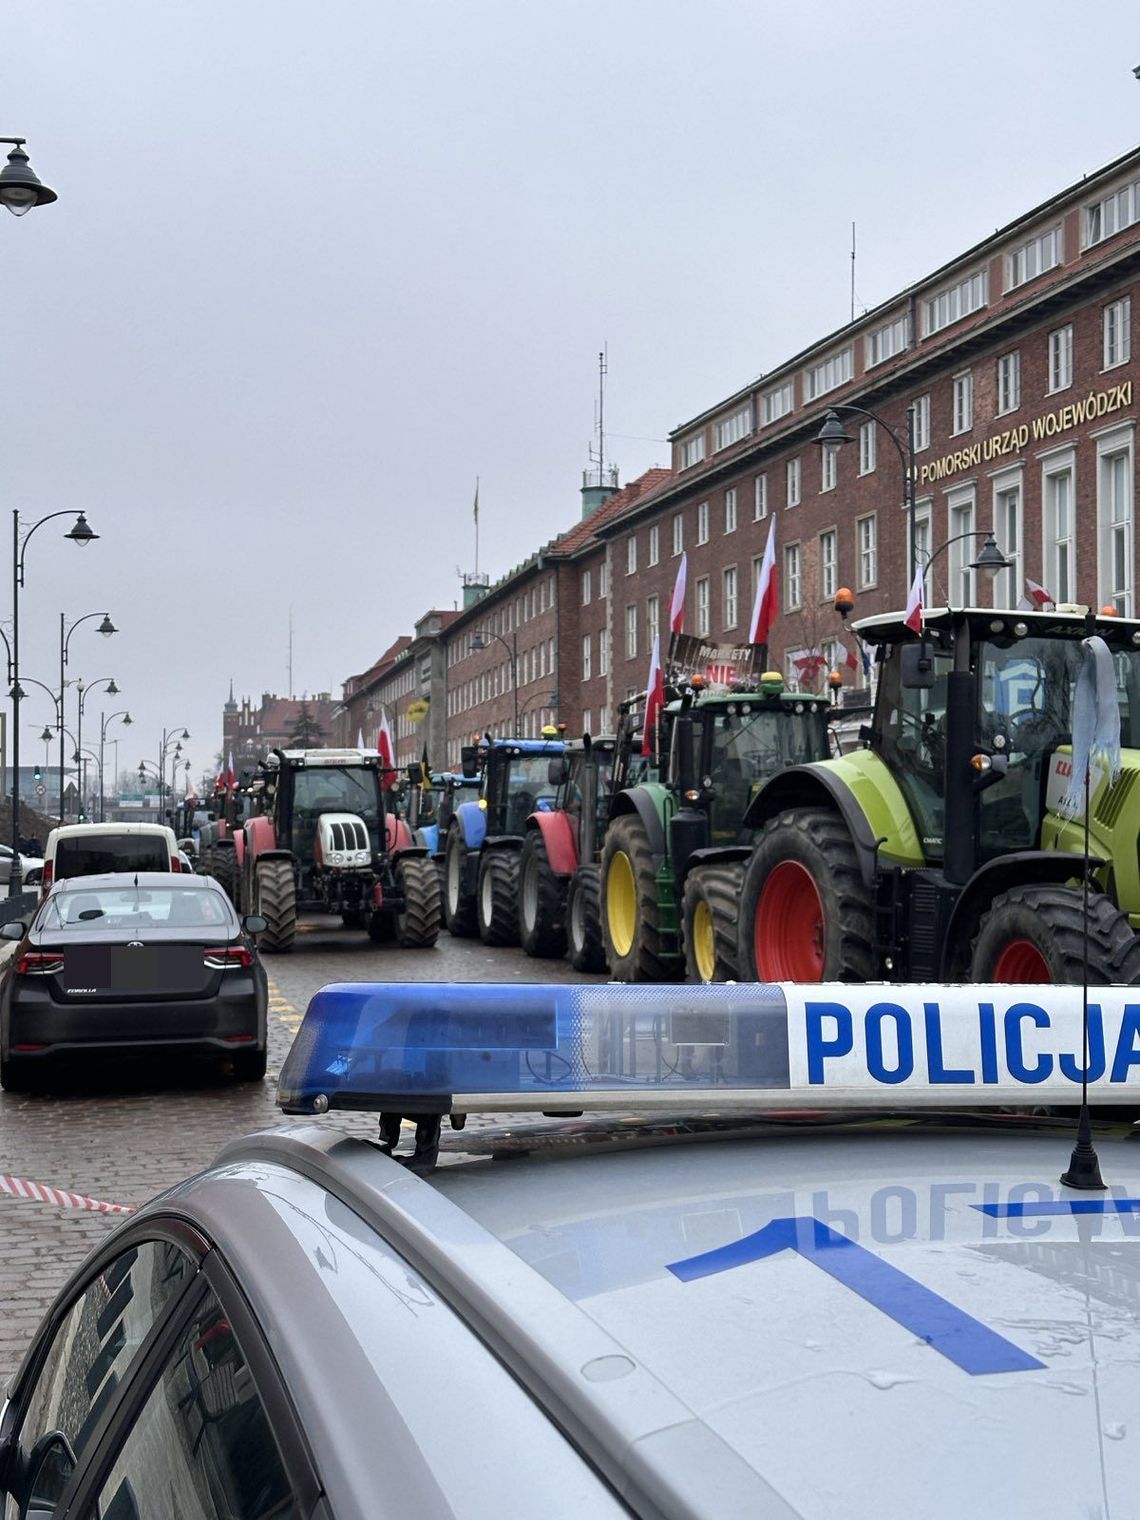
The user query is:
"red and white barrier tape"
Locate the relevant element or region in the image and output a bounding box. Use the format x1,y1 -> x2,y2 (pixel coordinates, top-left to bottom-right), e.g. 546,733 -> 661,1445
0,1172 -> 133,1214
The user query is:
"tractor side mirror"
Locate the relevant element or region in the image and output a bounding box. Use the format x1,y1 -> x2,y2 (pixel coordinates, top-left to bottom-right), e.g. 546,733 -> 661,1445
900,641 -> 937,690
460,746 -> 479,779
548,757 -> 569,786
406,763 -> 423,785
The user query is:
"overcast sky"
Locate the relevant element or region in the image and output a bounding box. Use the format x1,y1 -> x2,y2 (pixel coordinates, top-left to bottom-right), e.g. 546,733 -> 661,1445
2,0 -> 1139,789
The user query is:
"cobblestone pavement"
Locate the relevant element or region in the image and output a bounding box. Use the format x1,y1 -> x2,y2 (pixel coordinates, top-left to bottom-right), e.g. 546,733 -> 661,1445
0,919 -> 607,1383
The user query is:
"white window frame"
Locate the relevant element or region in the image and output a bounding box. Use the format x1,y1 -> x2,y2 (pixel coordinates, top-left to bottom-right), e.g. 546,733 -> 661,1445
714,404 -> 752,452
858,420 -> 876,476
581,568 -> 591,605
723,565 -> 738,629
598,560 -> 608,598
856,514 -> 877,590
1104,297 -> 1132,370
696,575 -> 710,636
952,371 -> 974,435
625,603 -> 638,660
991,468 -> 1023,609
1097,424 -> 1135,616
1048,325 -> 1073,394
671,514 -> 684,556
581,634 -> 592,682
598,627 -> 609,676
913,394 -> 931,452
803,347 -> 854,402
1042,450 -> 1076,607
783,543 -> 801,612
1085,178 -> 1140,249
913,500 -> 933,602
923,269 -> 988,337
648,524 -> 659,566
786,457 -> 801,508
753,474 -> 768,520
626,535 -> 637,576
819,528 -> 837,600
762,382 -> 794,425
1005,225 -> 1062,290
864,314 -> 909,369
646,594 -> 659,648
996,351 -> 1021,416
697,500 -> 710,545
947,487 -> 977,607
821,446 -> 836,493
680,433 -> 706,469
724,487 -> 737,534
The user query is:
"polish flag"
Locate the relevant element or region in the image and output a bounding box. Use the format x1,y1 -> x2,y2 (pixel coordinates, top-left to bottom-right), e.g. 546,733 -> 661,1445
225,751 -> 237,791
377,710 -> 397,790
642,635 -> 665,760
904,565 -> 925,635
748,519 -> 777,645
845,645 -> 859,671
669,552 -> 688,634
1025,577 -> 1054,609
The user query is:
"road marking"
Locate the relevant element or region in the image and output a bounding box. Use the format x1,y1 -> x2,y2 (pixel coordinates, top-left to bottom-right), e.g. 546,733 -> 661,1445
0,1173 -> 133,1214
268,978 -> 303,1030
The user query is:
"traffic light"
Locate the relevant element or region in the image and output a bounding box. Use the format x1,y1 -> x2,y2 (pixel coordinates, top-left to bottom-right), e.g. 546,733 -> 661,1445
77,810 -> 86,823
33,764 -> 42,782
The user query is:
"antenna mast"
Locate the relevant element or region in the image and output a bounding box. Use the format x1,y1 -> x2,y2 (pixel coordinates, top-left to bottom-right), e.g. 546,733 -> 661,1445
598,346 -> 607,482
850,222 -> 856,324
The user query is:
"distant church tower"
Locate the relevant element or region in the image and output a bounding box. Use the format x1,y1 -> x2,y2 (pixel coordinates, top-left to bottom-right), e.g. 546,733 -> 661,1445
223,679 -> 238,755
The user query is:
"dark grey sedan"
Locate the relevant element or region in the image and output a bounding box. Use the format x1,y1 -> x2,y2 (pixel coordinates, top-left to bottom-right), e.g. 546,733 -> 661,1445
0,872 -> 268,1090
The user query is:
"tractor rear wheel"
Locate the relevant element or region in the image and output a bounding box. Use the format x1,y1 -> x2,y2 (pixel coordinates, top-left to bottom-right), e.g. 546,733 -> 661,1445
601,814 -> 668,982
443,827 -> 477,938
519,831 -> 567,958
255,858 -> 297,954
683,862 -> 745,983
970,885 -> 1140,984
738,809 -> 874,983
395,856 -> 442,947
567,864 -> 606,972
212,846 -> 238,907
477,851 -> 520,946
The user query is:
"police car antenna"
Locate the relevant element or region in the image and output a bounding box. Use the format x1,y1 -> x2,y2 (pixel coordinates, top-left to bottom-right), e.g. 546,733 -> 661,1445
1060,745 -> 1106,1190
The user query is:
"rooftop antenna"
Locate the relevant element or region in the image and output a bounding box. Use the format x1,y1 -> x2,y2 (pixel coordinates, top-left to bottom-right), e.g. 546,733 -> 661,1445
473,477 -> 480,577
587,346 -> 609,485
850,222 -> 856,324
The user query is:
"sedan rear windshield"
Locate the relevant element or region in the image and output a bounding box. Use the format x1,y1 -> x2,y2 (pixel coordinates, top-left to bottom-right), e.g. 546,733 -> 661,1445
41,886 -> 235,932
54,837 -> 171,878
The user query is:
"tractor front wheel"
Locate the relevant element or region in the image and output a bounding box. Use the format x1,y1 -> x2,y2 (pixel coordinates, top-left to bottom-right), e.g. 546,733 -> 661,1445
601,814 -> 668,982
567,865 -> 606,973
477,851 -> 520,946
255,858 -> 297,954
970,885 -> 1140,985
394,855 -> 442,948
518,831 -> 567,958
738,809 -> 874,983
443,827 -> 477,938
683,863 -> 745,983
211,846 -> 238,907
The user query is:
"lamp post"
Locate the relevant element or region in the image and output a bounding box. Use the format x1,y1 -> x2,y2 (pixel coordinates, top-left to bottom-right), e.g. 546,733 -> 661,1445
59,610 -> 116,828
519,686 -> 559,731
9,516 -> 99,893
98,709 -> 132,821
156,726 -> 190,824
470,626 -> 519,735
76,678 -> 118,820
817,404 -> 919,581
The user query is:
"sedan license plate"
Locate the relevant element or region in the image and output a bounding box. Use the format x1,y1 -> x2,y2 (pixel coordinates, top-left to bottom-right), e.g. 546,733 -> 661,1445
64,945 -> 200,995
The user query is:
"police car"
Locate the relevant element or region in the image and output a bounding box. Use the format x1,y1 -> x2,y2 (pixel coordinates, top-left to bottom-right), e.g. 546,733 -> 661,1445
3,980 -> 1140,1518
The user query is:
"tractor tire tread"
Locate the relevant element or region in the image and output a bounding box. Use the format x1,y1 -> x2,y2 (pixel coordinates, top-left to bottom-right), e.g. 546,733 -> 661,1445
478,852 -> 521,947
519,832 -> 567,958
683,862 -> 745,983
568,864 -> 607,973
444,827 -> 478,938
601,814 -> 670,983
970,884 -> 1140,985
256,858 -> 297,954
395,854 -> 442,948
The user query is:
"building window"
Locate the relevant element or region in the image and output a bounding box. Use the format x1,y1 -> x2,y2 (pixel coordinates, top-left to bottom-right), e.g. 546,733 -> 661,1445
786,457 -> 801,508
1104,297 -> 1131,369
723,566 -> 738,629
1043,457 -> 1075,606
820,529 -> 837,600
648,524 -> 659,565
697,500 -> 710,544
753,474 -> 768,520
626,535 -> 637,576
865,314 -> 909,368
1006,226 -> 1061,289
996,352 -> 1020,415
804,347 -> 854,402
582,709 -> 592,735
696,576 -> 710,636
857,515 -> 877,589
784,544 -> 801,611
672,514 -> 684,556
993,476 -> 1023,608
1048,326 -> 1073,394
724,488 -> 737,534
714,404 -> 752,452
581,634 -> 592,681
1085,179 -> 1140,248
680,433 -> 706,469
646,594 -> 659,648
598,560 -> 608,598
625,604 -> 638,660
821,446 -> 837,493
952,371 -> 974,435
923,270 -> 987,336
913,394 -> 931,451
1098,430 -> 1134,615
762,382 -> 794,425
581,569 -> 591,605
598,628 -> 609,675
858,421 -> 876,476
914,507 -> 933,602
948,493 -> 976,606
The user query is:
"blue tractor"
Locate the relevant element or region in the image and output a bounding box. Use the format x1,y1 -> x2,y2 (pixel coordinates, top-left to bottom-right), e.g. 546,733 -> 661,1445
443,733 -> 567,945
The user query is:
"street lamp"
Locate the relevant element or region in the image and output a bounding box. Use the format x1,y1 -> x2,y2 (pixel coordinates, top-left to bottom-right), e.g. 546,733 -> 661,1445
157,726 -> 190,822
0,140 -> 56,216
9,517 -> 101,893
471,627 -> 519,735
98,709 -> 131,820
817,405 -> 918,581
59,610 -> 116,829
76,678 -> 119,816
921,530 -> 1012,604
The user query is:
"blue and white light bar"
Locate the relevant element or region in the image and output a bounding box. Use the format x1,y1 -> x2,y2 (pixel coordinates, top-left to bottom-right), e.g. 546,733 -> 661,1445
275,981 -> 1140,1115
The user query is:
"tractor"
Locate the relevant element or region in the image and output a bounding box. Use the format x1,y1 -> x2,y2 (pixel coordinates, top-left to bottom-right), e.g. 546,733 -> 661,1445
230,747 -> 440,953
736,605 -> 1140,987
601,676 -> 834,983
442,733 -> 566,946
196,781 -> 252,905
517,733 -> 618,971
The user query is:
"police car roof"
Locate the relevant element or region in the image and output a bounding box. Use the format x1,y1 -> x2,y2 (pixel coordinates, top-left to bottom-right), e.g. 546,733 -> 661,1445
205,1116 -> 1140,1520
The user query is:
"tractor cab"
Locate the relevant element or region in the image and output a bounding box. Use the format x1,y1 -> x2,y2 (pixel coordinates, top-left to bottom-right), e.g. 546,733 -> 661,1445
475,737 -> 566,839
554,735 -> 618,862
262,749 -> 387,876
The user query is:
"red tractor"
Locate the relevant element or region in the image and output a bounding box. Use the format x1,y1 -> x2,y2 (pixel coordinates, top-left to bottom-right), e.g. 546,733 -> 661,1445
228,747 -> 440,953
517,733 -> 619,972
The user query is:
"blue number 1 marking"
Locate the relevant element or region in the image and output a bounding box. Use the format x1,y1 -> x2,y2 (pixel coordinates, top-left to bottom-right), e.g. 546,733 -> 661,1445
666,1216 -> 1043,1376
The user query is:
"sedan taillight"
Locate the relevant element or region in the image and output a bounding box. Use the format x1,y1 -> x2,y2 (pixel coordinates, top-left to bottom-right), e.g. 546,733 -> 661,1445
16,952 -> 64,976
203,946 -> 252,970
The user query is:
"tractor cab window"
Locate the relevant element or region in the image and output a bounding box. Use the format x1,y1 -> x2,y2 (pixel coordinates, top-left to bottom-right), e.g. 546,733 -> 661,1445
874,644 -> 953,859
705,704 -> 831,843
289,766 -> 381,856
491,754 -> 561,834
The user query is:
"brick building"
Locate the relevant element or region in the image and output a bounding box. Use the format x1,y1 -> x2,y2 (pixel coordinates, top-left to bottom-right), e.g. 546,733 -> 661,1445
337,612 -> 459,771
222,684 -> 338,764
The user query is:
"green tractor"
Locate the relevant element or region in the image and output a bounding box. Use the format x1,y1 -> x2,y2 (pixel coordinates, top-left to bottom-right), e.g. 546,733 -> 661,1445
601,677 -> 834,982
736,605 -> 1140,986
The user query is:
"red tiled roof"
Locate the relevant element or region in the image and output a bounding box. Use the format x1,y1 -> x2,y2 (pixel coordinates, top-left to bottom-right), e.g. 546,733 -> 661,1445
552,468 -> 674,558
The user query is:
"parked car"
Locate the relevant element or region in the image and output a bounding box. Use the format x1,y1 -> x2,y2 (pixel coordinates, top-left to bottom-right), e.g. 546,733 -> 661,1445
0,871 -> 268,1089
39,822 -> 180,897
0,842 -> 44,887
